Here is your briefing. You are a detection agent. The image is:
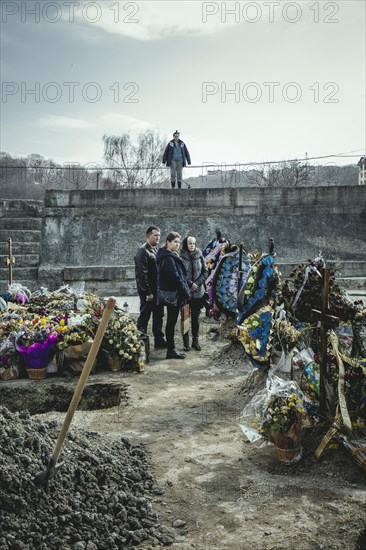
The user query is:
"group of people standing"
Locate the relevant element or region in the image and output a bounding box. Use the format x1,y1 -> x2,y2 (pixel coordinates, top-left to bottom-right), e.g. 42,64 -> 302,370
134,226 -> 208,360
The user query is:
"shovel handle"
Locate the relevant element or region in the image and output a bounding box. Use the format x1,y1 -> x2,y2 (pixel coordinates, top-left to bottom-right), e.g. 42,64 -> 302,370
50,297 -> 116,466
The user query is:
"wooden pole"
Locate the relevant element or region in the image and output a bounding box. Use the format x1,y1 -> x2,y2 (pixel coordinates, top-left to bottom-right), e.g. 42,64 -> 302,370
237,244 -> 243,296
312,267 -> 339,418
6,238 -> 15,285
319,268 -> 330,416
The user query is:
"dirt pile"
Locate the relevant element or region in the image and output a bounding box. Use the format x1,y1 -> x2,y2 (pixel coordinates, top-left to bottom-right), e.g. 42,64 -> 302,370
0,407 -> 174,549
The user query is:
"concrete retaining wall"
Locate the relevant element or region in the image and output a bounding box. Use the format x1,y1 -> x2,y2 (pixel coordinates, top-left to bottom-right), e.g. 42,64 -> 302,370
1,187 -> 365,294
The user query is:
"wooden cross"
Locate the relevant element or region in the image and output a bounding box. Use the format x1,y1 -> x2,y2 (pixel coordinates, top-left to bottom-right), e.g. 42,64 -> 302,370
5,238 -> 15,285
237,244 -> 243,296
312,267 -> 340,417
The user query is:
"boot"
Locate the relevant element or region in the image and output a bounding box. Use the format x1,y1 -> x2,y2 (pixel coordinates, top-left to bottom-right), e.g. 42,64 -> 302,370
183,333 -> 190,352
177,181 -> 182,189
192,338 -> 201,351
166,349 -> 186,359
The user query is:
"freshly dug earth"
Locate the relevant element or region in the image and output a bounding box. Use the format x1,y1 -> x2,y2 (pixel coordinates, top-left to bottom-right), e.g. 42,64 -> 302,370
0,407 -> 173,549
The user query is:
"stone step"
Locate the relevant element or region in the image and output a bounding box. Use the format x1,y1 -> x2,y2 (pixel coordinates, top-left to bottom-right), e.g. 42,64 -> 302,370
0,242 -> 40,256
63,265 -> 135,281
0,267 -> 38,282
0,230 -> 41,243
345,290 -> 366,303
0,218 -> 43,231
0,199 -> 43,218
277,260 -> 366,278
0,254 -> 39,267
62,265 -> 137,297
337,277 -> 366,290
15,242 -> 40,255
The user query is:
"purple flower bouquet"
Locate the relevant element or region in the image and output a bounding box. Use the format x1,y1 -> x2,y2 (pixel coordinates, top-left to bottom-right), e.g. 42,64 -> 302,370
18,332 -> 58,370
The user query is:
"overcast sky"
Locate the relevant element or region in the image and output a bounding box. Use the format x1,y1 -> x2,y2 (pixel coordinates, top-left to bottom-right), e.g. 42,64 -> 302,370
1,0 -> 365,174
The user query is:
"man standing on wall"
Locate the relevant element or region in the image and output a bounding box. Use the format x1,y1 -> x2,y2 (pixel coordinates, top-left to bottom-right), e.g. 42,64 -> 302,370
134,226 -> 167,348
162,130 -> 191,189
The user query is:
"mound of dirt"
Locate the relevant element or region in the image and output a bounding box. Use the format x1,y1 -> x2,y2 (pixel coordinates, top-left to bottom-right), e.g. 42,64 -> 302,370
0,407 -> 174,549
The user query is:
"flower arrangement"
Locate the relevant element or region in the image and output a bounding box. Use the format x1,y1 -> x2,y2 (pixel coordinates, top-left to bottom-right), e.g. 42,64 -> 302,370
0,289 -> 145,379
238,254 -> 275,325
0,335 -> 19,380
238,304 -> 274,364
102,311 -> 142,363
281,259 -> 363,324
259,393 -> 305,449
1,283 -> 31,305
274,318 -> 302,352
17,332 -> 58,372
55,314 -> 94,351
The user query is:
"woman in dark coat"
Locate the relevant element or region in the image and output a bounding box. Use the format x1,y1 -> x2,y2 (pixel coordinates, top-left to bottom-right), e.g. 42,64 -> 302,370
156,232 -> 190,359
180,236 -> 209,351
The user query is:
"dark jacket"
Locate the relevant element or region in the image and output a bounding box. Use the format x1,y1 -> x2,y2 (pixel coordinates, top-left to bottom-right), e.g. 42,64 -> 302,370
162,139 -> 191,168
180,248 -> 208,299
156,248 -> 190,306
134,243 -> 158,296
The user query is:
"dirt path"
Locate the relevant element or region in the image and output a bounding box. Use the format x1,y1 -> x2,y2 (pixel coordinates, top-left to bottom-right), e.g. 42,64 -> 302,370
40,327 -> 366,550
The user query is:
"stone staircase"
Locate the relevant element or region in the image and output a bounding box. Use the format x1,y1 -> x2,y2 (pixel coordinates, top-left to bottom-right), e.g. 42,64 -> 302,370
0,200 -> 44,292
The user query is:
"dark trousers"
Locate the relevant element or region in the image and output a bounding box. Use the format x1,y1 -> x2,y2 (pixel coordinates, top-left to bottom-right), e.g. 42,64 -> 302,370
170,160 -> 183,188
137,294 -> 164,344
190,298 -> 202,339
165,304 -> 180,352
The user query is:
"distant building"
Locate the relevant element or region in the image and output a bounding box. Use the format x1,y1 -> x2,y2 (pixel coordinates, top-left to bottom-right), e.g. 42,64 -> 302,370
357,156 -> 366,185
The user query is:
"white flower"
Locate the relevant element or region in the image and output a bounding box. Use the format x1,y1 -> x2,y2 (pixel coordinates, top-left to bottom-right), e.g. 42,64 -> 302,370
119,350 -> 123,355
244,290 -> 251,295
248,277 -> 255,284
109,339 -> 113,345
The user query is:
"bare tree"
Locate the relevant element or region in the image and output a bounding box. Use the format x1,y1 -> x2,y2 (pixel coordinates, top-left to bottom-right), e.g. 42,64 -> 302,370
247,160 -> 310,188
26,154 -> 61,191
102,129 -> 167,188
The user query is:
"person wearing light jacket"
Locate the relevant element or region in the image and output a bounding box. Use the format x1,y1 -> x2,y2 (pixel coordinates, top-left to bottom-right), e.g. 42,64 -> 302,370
162,130 -> 191,189
180,236 -> 208,351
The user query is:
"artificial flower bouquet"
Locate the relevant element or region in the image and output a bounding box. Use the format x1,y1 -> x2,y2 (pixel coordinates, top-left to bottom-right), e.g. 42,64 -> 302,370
237,304 -> 274,365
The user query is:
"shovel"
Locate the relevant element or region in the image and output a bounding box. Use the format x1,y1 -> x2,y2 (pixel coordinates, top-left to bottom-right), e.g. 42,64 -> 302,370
34,297 -> 116,485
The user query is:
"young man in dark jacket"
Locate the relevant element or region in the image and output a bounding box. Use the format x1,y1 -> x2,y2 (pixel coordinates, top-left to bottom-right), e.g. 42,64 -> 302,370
134,226 -> 167,348
162,130 -> 191,189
